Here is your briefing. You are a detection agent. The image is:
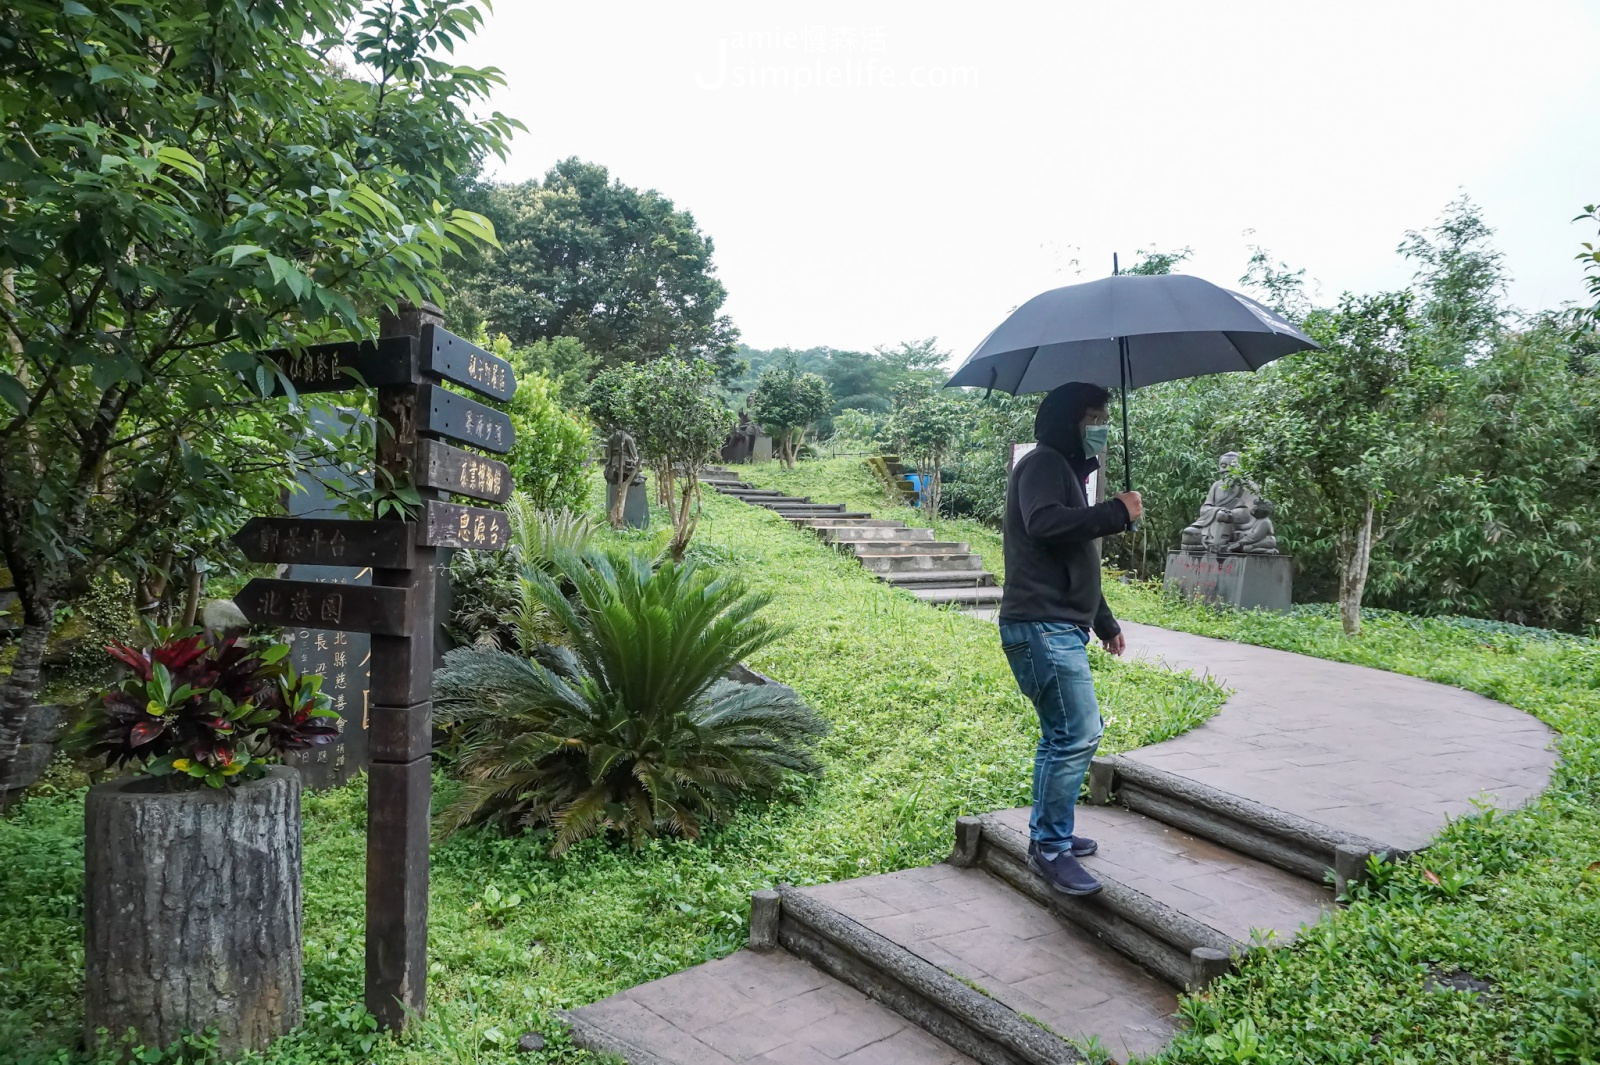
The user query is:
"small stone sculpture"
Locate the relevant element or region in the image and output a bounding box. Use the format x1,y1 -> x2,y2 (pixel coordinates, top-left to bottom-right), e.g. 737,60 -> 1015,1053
722,410 -> 757,464
1181,452 -> 1280,555
1224,497 -> 1280,555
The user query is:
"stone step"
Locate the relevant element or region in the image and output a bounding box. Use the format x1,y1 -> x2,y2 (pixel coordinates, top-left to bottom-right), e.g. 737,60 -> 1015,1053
562,944 -> 978,1064
882,571 -> 998,588
907,587 -> 1006,607
824,526 -> 938,542
789,518 -> 909,529
789,869 -> 1178,1063
721,488 -> 790,498
761,501 -> 844,512
850,541 -> 971,556
1088,754 -> 1402,890
859,553 -> 984,574
962,809 -> 1334,992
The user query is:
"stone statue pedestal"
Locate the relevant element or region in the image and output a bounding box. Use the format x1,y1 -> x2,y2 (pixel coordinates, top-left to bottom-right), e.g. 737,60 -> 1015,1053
1164,551 -> 1292,612
752,435 -> 773,463
605,473 -> 650,529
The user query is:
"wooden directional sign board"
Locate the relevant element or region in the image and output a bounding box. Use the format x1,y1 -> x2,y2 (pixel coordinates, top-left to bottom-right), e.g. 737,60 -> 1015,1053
416,439 -> 512,504
420,325 -> 514,402
264,336 -> 415,395
233,517 -> 416,570
237,578 -> 412,636
419,500 -> 512,551
417,383 -> 514,454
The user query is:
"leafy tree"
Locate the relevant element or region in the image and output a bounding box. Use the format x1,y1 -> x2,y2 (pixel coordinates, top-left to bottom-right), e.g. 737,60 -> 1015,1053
748,361 -> 832,467
1376,316 -> 1600,630
0,0 -> 514,778
586,359 -> 731,557
827,408 -> 884,453
433,550 -> 826,852
884,384 -> 973,516
506,372 -> 591,514
512,335 -> 596,407
1574,202 -> 1600,330
449,159 -> 741,378
1245,292 -> 1442,635
1121,246 -> 1193,276
1398,195 -> 1507,362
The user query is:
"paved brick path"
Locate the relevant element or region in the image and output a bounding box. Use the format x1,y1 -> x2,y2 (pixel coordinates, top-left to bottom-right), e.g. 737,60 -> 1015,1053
567,574 -> 1562,1062
1117,622 -> 1559,851
801,865 -> 1178,1061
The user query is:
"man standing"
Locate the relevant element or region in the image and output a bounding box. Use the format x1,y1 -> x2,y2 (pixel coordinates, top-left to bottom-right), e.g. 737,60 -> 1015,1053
999,382 -> 1142,897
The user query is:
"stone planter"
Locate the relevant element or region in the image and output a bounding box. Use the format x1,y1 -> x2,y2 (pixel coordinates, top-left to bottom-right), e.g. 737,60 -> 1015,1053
84,765 -> 302,1056
0,702 -> 68,800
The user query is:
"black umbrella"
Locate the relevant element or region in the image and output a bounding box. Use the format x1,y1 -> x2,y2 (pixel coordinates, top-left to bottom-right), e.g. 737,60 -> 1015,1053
946,266 -> 1320,493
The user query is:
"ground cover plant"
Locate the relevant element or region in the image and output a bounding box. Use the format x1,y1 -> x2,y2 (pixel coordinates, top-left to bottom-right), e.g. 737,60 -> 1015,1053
0,479 -> 1222,1065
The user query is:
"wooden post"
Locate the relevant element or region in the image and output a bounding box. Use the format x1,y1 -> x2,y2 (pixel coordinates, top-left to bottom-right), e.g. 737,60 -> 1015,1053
231,309 -> 516,1033
365,303 -> 442,1029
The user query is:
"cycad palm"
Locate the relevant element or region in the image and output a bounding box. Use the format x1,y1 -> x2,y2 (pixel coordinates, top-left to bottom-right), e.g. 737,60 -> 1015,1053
435,550 -> 827,852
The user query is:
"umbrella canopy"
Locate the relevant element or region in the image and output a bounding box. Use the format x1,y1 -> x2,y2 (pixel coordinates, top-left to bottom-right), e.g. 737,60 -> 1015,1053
946,273 -> 1319,395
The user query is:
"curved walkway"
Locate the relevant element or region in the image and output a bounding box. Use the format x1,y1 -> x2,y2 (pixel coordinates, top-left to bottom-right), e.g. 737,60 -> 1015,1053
567,548 -> 1564,1063
1119,621 -> 1559,851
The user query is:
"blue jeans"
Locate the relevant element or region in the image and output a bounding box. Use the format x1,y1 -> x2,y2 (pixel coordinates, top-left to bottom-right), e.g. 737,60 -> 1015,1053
999,621 -> 1104,856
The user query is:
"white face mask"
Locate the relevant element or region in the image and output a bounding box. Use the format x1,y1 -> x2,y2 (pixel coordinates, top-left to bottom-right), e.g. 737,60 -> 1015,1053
1082,424 -> 1110,455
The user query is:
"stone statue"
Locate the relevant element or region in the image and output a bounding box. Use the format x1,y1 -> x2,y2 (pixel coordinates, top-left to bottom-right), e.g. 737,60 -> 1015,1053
1224,497 -> 1280,555
1180,452 -> 1279,555
603,428 -> 644,528
603,429 -> 640,485
722,410 -> 757,464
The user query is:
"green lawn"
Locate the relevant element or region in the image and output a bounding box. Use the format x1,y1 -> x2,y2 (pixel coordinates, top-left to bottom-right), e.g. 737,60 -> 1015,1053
0,476 -> 1220,1065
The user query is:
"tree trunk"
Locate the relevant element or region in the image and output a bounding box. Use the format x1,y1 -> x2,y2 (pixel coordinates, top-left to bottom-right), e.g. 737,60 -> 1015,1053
84,766 -> 303,1057
180,560 -> 203,630
669,477 -> 701,560
0,602 -> 54,800
1337,497 -> 1377,636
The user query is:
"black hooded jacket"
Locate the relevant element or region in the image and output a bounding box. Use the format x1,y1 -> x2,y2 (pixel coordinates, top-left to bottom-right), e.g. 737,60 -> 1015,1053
997,414 -> 1130,637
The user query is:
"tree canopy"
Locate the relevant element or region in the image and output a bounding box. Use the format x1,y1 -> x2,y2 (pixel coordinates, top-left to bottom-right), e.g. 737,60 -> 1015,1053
0,0 -> 515,772
748,361 -> 831,467
449,159 -> 740,378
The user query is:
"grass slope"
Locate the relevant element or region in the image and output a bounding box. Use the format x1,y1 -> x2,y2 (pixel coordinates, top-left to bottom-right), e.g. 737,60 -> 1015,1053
0,479 -> 1220,1065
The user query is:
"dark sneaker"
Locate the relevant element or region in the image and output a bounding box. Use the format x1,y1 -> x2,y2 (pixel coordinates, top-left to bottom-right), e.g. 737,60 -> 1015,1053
1028,841 -> 1102,896
1068,835 -> 1097,857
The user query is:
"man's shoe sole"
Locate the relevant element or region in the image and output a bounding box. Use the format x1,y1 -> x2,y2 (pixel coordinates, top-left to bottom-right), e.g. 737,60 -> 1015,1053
1027,852 -> 1104,897
1071,840 -> 1098,857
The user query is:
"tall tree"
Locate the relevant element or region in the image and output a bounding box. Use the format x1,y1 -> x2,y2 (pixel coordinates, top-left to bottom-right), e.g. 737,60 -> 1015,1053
0,0 -> 514,780
450,159 -> 741,378
1246,292 -> 1442,635
1399,195 -> 1508,362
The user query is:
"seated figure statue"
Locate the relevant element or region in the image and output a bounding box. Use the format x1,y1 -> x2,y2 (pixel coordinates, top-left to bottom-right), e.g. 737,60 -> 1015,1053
1224,497 -> 1280,555
1180,452 -> 1257,553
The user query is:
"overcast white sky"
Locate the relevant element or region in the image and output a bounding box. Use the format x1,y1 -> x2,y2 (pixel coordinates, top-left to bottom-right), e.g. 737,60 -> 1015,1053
453,0 -> 1600,361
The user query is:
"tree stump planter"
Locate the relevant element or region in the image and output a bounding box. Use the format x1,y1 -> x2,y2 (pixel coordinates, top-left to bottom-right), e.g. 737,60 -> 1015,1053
84,765 -> 302,1056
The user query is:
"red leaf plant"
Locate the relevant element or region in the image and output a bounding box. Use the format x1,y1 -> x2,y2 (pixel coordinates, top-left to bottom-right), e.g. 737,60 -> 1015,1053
84,626 -> 340,788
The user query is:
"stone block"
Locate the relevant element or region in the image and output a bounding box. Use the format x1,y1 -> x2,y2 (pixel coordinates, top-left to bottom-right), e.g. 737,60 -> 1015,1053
604,475 -> 650,529
1163,550 -> 1293,612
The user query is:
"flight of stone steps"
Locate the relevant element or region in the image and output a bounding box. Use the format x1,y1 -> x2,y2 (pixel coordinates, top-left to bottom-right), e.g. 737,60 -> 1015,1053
562,751 -> 1371,1064
700,468 -> 1004,613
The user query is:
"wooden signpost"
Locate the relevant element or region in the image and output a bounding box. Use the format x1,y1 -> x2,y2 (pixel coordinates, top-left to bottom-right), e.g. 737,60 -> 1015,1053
235,306 -> 515,1030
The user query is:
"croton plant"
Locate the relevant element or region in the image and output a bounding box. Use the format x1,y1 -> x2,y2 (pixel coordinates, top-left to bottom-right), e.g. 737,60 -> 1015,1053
85,628 -> 340,788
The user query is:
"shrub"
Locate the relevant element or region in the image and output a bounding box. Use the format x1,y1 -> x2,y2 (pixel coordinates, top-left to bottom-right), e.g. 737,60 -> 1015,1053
434,550 -> 827,852
447,493 -> 600,653
83,629 -> 338,787
507,372 -> 592,514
